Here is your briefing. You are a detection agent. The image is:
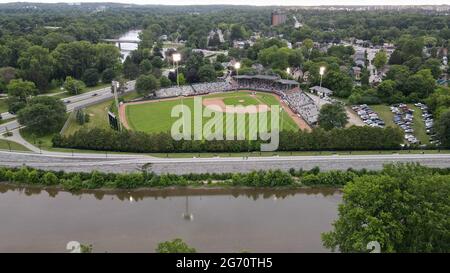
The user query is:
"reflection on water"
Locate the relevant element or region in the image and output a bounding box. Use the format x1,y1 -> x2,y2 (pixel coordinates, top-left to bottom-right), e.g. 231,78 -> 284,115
116,29 -> 141,61
0,184 -> 341,253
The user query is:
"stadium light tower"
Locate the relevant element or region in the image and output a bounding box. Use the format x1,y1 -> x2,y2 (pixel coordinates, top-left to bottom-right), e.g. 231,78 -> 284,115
173,53 -> 181,87
318,66 -> 326,108
319,66 -> 326,88
234,62 -> 241,88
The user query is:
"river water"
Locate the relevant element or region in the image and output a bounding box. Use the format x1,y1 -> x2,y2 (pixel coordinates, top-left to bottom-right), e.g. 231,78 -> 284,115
0,185 -> 341,253
116,29 -> 141,61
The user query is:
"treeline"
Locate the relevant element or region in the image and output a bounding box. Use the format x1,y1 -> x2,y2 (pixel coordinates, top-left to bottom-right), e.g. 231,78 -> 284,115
1,163 -> 449,191
52,126 -> 404,153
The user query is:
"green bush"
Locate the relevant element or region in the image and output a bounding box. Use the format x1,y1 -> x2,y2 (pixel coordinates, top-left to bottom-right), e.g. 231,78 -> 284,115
27,170 -> 41,184
53,126 -> 404,154
62,175 -> 83,191
43,172 -> 59,185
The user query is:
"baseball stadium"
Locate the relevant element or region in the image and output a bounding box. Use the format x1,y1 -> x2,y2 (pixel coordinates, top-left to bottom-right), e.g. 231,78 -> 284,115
118,75 -> 314,137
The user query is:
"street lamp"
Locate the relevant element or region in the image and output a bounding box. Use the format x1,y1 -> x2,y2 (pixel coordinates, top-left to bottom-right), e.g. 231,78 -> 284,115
172,53 -> 181,87
234,62 -> 241,88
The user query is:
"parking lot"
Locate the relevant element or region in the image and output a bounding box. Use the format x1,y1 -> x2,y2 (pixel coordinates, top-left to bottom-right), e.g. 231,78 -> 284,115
391,104 -> 419,144
352,104 -> 386,127
415,103 -> 440,146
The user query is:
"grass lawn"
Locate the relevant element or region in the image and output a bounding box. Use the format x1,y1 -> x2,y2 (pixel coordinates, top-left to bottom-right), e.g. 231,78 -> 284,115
0,98 -> 8,113
0,118 -> 14,125
0,139 -> 30,151
371,105 -> 395,127
20,129 -> 55,150
409,104 -> 430,145
62,91 -> 139,136
125,91 -> 299,136
63,100 -> 113,136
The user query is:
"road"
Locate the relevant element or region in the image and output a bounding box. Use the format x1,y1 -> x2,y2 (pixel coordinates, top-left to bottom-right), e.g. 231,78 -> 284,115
0,150 -> 449,174
0,81 -> 135,134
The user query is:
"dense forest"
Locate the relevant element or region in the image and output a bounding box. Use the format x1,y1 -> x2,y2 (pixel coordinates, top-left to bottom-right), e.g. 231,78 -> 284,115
1,3 -> 449,147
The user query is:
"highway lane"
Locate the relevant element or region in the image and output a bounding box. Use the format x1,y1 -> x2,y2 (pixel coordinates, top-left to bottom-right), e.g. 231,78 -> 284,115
1,150 -> 449,174
0,80 -> 135,134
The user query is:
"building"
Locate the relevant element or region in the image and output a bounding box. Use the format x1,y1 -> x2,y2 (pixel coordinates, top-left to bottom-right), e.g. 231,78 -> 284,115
271,11 -> 287,26
310,86 -> 333,98
352,66 -> 362,80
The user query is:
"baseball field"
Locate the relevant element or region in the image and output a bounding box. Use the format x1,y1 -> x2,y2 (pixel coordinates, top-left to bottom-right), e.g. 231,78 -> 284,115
120,91 -> 310,137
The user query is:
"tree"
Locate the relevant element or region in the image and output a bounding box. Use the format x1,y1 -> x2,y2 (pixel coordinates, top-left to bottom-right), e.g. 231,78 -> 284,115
404,69 -> 436,98
178,73 -> 186,85
436,110 -> 450,147
101,68 -> 116,84
156,239 -> 196,253
135,74 -> 159,97
322,70 -> 353,98
322,164 -> 450,252
198,64 -> 216,82
17,96 -> 66,135
52,41 -> 96,79
42,32 -> 75,51
82,68 -> 100,87
0,45 -> 12,67
230,24 -> 246,41
420,58 -> 442,79
376,80 -> 396,100
18,45 -> 55,92
95,43 -> 121,73
63,76 -> 85,95
373,50 -> 388,70
7,79 -> 36,102
318,103 -> 348,130
151,56 -> 164,69
0,67 -> 17,85
123,57 -> 140,80
76,109 -> 86,125
208,32 -> 221,47
159,76 -> 171,87
385,65 -> 411,92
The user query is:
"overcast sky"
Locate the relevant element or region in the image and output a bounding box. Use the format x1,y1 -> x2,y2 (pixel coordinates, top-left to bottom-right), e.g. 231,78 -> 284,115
0,0 -> 448,6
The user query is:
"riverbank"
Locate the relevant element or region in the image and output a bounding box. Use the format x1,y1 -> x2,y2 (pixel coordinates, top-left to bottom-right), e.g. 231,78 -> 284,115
1,163 -> 448,192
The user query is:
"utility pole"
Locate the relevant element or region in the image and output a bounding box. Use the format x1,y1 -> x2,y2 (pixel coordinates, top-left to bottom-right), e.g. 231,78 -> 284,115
112,80 -> 122,131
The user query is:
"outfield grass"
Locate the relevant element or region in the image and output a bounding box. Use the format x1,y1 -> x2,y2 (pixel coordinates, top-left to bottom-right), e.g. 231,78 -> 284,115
125,91 -> 299,136
222,95 -> 260,106
0,139 -> 30,151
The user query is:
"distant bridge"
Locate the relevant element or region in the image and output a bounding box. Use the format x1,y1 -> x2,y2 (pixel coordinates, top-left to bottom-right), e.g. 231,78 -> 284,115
101,39 -> 139,50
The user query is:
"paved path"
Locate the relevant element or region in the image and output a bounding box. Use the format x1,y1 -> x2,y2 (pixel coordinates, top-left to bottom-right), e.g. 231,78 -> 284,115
1,150 -> 449,174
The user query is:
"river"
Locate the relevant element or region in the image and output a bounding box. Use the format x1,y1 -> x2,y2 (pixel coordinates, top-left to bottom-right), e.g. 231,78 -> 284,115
116,29 -> 141,61
0,185 -> 341,253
